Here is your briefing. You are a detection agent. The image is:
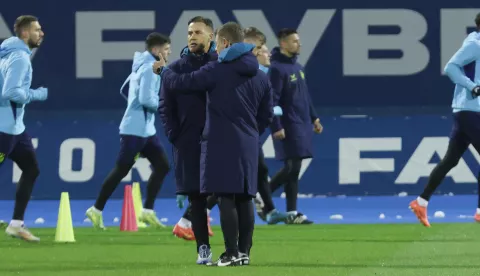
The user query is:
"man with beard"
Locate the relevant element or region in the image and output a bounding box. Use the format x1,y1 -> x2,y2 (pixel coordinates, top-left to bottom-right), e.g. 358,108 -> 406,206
243,27 -> 289,225
268,28 -> 323,224
0,15 -> 48,241
86,33 -> 172,230
158,16 -> 217,264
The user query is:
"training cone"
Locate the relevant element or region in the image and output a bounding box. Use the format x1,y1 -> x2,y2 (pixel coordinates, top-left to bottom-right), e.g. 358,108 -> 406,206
55,192 -> 75,243
120,185 -> 138,232
132,182 -> 147,228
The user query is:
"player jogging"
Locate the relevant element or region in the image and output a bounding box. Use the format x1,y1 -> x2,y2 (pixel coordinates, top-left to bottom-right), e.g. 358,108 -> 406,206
410,14 -> 480,227
0,15 -> 48,242
85,33 -> 172,230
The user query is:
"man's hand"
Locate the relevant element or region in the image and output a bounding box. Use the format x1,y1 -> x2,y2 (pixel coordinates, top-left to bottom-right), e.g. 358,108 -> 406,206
176,195 -> 186,209
273,129 -> 286,140
152,53 -> 167,75
152,60 -> 165,75
472,86 -> 480,98
273,106 -> 283,116
313,118 -> 323,134
33,87 -> 48,101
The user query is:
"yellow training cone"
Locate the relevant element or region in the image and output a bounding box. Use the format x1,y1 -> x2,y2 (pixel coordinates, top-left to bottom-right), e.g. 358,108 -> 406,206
132,182 -> 147,228
55,192 -> 75,242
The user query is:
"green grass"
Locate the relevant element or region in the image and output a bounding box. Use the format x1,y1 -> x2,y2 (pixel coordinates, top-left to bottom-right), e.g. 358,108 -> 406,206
1,224 -> 479,275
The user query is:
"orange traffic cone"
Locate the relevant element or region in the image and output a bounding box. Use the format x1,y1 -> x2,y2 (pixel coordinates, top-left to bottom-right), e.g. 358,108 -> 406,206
120,185 -> 138,232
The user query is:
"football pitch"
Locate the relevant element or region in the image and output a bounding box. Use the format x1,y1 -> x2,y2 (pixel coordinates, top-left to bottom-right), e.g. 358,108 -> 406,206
1,223 -> 480,276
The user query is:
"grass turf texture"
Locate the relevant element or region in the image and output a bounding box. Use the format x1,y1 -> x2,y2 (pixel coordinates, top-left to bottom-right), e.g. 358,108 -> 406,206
0,224 -> 479,275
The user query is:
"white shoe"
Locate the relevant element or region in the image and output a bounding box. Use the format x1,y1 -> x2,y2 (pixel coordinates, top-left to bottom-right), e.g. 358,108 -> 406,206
239,252 -> 250,265
6,225 -> 40,242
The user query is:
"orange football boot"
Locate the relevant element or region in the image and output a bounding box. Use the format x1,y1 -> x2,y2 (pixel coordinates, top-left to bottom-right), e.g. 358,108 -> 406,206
409,200 -> 430,227
172,223 -> 195,241
474,213 -> 480,223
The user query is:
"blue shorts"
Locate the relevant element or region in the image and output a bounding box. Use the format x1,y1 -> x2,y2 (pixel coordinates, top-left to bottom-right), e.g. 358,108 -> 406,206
450,111 -> 480,151
0,131 -> 35,165
116,135 -> 166,166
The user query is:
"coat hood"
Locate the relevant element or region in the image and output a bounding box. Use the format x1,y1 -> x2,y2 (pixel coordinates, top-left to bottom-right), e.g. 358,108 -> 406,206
0,37 -> 31,58
132,51 -> 157,72
218,42 -> 258,77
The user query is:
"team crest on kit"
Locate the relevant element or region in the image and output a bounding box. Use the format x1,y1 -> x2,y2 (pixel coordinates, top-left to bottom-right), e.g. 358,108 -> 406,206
290,74 -> 297,82
0,153 -> 5,163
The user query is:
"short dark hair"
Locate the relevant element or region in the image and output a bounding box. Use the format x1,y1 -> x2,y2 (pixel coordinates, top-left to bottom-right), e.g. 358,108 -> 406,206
14,15 -> 38,37
243,27 -> 266,46
475,13 -> 480,28
277,28 -> 297,41
188,16 -> 214,32
217,22 -> 244,44
145,32 -> 170,50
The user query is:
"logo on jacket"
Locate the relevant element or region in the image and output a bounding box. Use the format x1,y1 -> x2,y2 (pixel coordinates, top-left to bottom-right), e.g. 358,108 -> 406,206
0,153 -> 5,163
290,74 -> 297,82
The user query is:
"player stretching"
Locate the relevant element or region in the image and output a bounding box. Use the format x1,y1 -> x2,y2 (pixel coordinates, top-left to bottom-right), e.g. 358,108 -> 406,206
0,15 -> 48,241
410,14 -> 480,227
86,33 -> 171,229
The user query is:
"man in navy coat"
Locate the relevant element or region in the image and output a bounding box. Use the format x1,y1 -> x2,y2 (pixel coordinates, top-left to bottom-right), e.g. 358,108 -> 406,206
243,27 -> 289,225
155,22 -> 273,266
158,16 -> 218,263
268,28 -> 323,224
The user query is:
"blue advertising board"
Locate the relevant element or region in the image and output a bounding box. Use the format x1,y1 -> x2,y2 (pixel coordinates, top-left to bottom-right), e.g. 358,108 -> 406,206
1,3 -> 480,199
0,112 -> 478,200
1,2 -> 479,111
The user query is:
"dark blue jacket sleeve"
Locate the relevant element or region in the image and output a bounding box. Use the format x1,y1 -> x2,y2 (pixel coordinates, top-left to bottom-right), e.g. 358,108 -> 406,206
268,66 -> 285,133
161,61 -> 217,93
158,83 -> 179,143
308,94 -> 318,123
257,82 -> 274,135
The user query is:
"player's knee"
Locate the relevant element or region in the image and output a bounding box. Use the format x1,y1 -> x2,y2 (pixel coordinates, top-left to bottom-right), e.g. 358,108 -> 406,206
26,162 -> 40,179
441,156 -> 460,169
115,162 -> 134,177
285,159 -> 302,176
152,157 -> 170,175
